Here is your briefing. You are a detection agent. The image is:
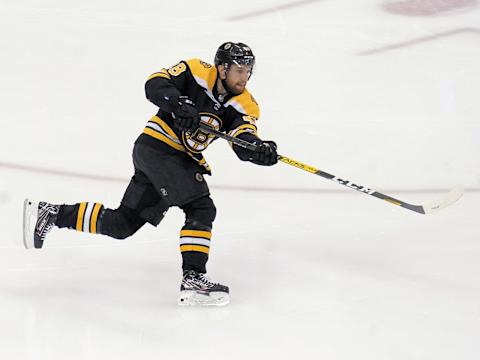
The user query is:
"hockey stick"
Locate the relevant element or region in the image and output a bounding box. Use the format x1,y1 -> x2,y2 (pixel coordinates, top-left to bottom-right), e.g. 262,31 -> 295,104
199,124 -> 464,214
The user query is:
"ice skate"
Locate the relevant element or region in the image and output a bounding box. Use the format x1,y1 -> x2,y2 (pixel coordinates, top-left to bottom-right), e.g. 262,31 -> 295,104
23,199 -> 59,249
178,270 -> 230,306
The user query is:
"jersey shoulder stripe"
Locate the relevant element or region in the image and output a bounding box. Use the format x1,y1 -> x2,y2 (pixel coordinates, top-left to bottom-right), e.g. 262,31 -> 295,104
226,89 -> 260,119
147,69 -> 171,81
185,58 -> 217,91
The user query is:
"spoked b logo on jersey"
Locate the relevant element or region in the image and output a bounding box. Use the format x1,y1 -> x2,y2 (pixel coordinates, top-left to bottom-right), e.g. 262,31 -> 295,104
182,113 -> 222,153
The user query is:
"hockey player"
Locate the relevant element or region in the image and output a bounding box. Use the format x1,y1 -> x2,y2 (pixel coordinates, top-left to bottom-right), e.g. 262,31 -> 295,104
23,42 -> 278,306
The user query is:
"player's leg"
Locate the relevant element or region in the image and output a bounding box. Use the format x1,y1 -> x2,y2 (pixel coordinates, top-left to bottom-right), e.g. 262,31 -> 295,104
178,195 -> 229,306
179,195 -> 216,273
23,200 -> 146,249
131,143 -> 228,305
23,170 -> 169,249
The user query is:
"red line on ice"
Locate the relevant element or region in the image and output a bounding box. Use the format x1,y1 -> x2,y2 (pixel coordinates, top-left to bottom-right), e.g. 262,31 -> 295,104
358,27 -> 480,55
382,0 -> 479,17
1,161 -> 477,194
0,161 -> 127,184
225,0 -> 323,21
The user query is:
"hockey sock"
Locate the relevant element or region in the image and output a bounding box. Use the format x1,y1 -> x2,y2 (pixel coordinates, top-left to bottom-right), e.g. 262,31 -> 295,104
56,202 -> 104,234
180,227 -> 211,273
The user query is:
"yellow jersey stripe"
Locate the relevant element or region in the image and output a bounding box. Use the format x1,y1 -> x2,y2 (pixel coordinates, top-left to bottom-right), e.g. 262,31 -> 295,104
76,202 -> 87,231
90,203 -> 103,234
149,116 -> 178,139
180,229 -> 212,240
185,58 -> 217,91
143,127 -> 187,152
237,123 -> 258,133
180,244 -> 210,254
146,121 -> 181,145
229,124 -> 258,138
226,90 -> 260,118
147,70 -> 171,81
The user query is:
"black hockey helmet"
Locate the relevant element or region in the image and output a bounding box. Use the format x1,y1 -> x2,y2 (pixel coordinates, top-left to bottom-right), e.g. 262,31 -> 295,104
214,42 -> 255,71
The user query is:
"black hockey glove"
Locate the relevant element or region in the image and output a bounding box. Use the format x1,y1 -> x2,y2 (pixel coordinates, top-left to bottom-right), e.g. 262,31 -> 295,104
249,140 -> 278,166
171,96 -> 201,133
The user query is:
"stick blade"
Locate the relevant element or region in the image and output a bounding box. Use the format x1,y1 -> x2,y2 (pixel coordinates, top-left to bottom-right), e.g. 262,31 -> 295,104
422,187 -> 464,214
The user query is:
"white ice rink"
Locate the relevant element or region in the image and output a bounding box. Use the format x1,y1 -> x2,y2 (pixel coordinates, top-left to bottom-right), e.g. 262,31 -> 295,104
1,0 -> 480,359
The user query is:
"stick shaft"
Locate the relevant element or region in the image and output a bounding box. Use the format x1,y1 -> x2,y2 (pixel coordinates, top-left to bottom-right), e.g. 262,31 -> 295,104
277,155 -> 424,213
198,124 -> 461,214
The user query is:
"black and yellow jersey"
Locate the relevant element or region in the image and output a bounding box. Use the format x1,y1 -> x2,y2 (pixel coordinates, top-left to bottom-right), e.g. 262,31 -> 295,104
136,58 -> 261,174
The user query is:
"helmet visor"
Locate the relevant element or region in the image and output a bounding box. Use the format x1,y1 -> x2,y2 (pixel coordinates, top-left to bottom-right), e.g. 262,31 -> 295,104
231,55 -> 255,67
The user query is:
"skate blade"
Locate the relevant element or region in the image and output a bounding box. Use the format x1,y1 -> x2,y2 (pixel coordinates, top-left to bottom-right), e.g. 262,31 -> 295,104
178,290 -> 230,307
22,199 -> 38,250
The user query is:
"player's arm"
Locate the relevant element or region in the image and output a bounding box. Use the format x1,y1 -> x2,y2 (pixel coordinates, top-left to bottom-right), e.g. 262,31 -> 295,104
228,116 -> 278,166
145,62 -> 200,132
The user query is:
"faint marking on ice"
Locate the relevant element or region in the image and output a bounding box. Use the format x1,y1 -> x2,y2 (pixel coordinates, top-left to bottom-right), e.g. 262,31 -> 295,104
382,0 -> 478,16
225,0 -> 324,21
0,161 -> 127,183
357,27 -> 480,55
1,160 -> 478,194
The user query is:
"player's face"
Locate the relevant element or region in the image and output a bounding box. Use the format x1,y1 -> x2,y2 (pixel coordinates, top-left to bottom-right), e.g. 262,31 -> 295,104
224,64 -> 252,94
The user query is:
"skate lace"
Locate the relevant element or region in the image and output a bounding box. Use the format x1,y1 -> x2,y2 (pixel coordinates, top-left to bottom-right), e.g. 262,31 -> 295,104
39,223 -> 55,241
198,273 -> 217,287
36,203 -> 59,240
183,271 -> 218,290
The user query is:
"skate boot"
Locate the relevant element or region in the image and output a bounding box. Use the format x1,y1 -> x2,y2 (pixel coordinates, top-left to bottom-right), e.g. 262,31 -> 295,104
178,270 -> 230,306
23,199 -> 60,249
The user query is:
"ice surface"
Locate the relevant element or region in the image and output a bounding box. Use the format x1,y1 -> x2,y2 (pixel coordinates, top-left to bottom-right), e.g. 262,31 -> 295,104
1,1 -> 479,359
